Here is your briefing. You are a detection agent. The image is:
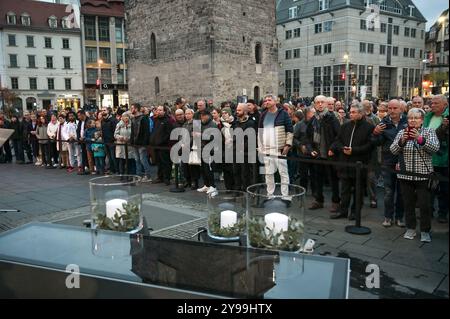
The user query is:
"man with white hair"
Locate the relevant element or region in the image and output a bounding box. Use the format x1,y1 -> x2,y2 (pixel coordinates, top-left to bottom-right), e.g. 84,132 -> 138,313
424,95 -> 449,223
304,95 -> 341,213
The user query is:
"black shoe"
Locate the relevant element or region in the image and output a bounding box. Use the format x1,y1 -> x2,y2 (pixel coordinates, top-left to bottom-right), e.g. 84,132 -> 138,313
330,213 -> 347,219
348,214 -> 356,221
183,183 -> 191,188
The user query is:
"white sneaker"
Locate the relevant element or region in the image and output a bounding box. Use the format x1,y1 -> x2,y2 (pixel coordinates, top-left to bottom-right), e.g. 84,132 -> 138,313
403,229 -> 417,240
395,220 -> 406,228
382,218 -> 392,227
420,232 -> 432,243
141,176 -> 152,183
197,186 -> 209,193
35,161 -> 42,166
206,186 -> 217,194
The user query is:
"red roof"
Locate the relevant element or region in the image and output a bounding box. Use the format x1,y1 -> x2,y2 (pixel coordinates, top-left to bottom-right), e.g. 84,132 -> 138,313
81,0 -> 124,18
0,0 -> 77,29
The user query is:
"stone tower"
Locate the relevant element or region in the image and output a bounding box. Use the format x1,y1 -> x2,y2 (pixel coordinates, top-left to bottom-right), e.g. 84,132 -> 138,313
125,0 -> 278,105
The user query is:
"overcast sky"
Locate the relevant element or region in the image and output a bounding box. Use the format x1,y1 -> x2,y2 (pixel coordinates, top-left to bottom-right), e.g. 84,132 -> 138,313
413,0 -> 448,29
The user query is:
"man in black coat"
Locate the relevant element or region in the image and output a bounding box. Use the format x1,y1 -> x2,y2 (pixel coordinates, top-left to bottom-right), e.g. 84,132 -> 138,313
9,115 -> 25,164
330,103 -> 375,220
101,107 -> 118,174
131,103 -> 152,181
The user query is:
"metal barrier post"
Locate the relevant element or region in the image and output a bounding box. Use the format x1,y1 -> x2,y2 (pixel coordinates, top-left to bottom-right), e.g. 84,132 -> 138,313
124,142 -> 129,175
345,161 -> 371,235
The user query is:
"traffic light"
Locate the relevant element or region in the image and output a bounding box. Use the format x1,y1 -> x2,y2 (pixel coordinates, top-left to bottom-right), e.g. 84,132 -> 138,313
96,79 -> 101,89
428,52 -> 434,62
341,72 -> 346,80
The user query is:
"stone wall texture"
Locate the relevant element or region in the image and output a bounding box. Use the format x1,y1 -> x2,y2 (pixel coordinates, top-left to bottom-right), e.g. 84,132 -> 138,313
125,0 -> 278,106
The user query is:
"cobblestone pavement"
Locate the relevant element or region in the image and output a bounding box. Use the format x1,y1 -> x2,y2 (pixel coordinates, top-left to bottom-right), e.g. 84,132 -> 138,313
0,163 -> 448,299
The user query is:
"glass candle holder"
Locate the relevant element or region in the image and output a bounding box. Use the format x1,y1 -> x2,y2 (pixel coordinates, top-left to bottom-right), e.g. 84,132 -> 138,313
207,191 -> 247,242
246,183 -> 305,252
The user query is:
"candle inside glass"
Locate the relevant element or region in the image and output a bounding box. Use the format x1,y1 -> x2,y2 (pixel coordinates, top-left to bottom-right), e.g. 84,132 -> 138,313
265,212 -> 289,237
220,210 -> 237,228
106,199 -> 127,220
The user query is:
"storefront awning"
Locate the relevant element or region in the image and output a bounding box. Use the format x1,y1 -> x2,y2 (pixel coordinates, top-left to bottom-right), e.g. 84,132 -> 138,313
37,91 -> 56,98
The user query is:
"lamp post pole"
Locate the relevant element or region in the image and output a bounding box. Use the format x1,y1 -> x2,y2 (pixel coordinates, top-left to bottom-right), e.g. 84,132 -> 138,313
344,52 -> 350,108
98,59 -> 103,109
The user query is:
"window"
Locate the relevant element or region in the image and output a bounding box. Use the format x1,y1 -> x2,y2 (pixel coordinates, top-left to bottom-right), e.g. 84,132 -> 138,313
155,77 -> 160,95
29,78 -> 37,90
409,48 -> 415,58
45,37 -> 52,48
436,42 -> 441,53
360,19 -> 367,30
380,0 -> 388,11
99,47 -> 111,63
358,65 -> 366,86
293,69 -> 300,96
98,17 -> 110,41
101,69 -> 112,84
7,12 -> 16,25
360,42 -> 366,53
48,78 -> 54,90
285,30 -> 292,39
393,46 -> 398,56
84,16 -> 96,40
285,50 -> 292,59
11,77 -> 19,90
26,36 -> 34,47
403,48 -> 409,57
421,30 -> 424,39
8,34 -> 16,46
64,57 -> 71,69
393,25 -> 399,35
46,56 -> 53,68
28,55 -> 36,68
62,38 -> 69,49
255,43 -> 262,64
151,33 -> 157,60
85,47 -> 97,63
294,28 -> 301,38
115,18 -> 123,43
117,69 -> 124,84
293,48 -> 300,58
420,49 -> 423,59
324,43 -> 332,54
48,16 -> 57,28
411,28 -> 416,38
9,54 -> 18,68
315,23 -> 322,33
65,78 -> 72,90
323,21 -> 332,32
323,66 -> 331,96
319,0 -> 329,11
314,45 -> 322,55
368,43 -> 374,54
86,69 -> 97,84
313,67 -> 321,96
285,70 -> 292,98
116,48 -> 124,64
409,6 -> 414,17
404,27 -> 410,37
381,23 -> 387,33
380,45 -> 386,55
61,17 -> 70,29
445,40 -> 449,52
288,7 -> 298,19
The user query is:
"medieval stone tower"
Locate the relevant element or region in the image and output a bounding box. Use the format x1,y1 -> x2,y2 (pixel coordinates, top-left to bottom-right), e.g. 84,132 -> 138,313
125,0 -> 278,105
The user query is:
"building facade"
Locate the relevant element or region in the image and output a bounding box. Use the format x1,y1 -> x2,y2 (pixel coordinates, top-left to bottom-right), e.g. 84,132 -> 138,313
125,0 -> 278,105
0,0 -> 83,112
80,0 -> 128,109
277,0 -> 426,101
425,9 -> 449,96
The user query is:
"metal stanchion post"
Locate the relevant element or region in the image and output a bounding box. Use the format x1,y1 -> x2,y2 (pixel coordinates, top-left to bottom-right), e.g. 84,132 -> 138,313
345,161 -> 371,235
124,142 -> 129,175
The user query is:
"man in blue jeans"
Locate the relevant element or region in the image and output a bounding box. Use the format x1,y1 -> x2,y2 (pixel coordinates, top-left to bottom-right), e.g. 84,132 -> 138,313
101,108 -> 118,174
372,99 -> 408,227
131,103 -> 152,182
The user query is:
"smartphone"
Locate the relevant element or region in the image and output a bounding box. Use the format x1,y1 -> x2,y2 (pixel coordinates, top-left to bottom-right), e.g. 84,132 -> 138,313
407,126 -> 415,140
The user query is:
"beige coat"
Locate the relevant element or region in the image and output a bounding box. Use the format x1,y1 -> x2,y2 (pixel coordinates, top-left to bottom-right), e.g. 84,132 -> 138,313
114,120 -> 135,159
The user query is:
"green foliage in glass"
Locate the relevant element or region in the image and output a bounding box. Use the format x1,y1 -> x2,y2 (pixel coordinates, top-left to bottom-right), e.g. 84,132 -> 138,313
208,213 -> 246,238
96,202 -> 140,232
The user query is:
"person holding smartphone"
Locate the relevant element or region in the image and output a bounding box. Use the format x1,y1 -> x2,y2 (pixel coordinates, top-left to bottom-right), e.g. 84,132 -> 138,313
390,108 -> 440,243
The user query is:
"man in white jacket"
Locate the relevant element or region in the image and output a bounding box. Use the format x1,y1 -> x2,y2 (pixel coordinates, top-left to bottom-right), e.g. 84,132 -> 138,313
62,112 -> 79,172
47,114 -> 59,167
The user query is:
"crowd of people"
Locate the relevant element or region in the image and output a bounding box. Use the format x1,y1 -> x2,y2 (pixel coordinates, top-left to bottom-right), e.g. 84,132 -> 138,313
0,94 -> 448,243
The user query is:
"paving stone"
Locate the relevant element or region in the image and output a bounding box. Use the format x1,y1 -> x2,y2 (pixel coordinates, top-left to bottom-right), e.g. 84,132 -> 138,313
341,242 -> 390,259
383,249 -> 449,275
439,254 -> 448,265
324,230 -> 371,245
435,276 -> 448,296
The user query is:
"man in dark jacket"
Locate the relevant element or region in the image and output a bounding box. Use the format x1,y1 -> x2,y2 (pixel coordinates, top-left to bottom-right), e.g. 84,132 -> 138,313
76,110 -> 88,174
0,114 -> 13,163
22,112 -> 34,163
233,103 -> 257,192
304,95 -> 341,212
330,103 -> 375,220
372,99 -> 408,227
101,107 -> 118,174
9,115 -> 25,164
131,103 -> 152,182
196,110 -> 218,194
150,105 -> 174,185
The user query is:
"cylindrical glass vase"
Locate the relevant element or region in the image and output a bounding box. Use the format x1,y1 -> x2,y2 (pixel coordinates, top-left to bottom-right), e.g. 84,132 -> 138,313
89,175 -> 143,233
207,191 -> 247,242
247,183 -> 305,252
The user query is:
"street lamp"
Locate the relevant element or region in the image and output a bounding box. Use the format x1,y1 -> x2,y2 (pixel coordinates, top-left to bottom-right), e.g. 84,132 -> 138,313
98,59 -> 103,108
344,53 -> 350,107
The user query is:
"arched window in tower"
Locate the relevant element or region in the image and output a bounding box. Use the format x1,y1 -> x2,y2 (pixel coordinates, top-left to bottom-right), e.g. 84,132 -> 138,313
254,86 -> 260,103
255,43 -> 262,64
155,77 -> 160,95
151,33 -> 157,60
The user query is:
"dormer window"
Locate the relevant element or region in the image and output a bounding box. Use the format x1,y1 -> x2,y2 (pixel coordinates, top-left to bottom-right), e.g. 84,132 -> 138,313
21,13 -> 31,26
61,16 -> 70,29
7,12 -> 16,25
319,0 -> 330,11
48,16 -> 57,28
409,6 -> 415,17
